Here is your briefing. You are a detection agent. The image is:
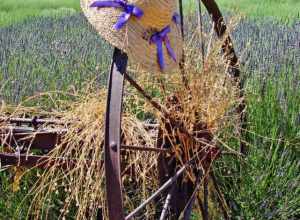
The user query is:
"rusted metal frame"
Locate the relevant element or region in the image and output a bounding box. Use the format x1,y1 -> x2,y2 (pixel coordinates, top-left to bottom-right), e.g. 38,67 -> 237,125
1,130 -> 64,151
104,48 -> 127,220
1,117 -> 156,130
1,129 -> 165,154
0,126 -> 66,134
0,153 -> 91,169
200,0 -> 247,154
0,117 -> 64,126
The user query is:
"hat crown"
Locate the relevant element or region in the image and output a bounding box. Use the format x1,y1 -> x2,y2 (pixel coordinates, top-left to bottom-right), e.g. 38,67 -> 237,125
81,0 -> 182,73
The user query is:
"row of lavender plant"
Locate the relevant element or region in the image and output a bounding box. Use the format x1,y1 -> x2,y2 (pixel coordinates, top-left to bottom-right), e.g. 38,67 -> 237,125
0,13 -> 299,103
0,15 -> 111,103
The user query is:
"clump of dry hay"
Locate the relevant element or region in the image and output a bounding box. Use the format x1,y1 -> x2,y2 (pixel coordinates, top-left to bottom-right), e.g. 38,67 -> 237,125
16,89 -> 158,219
1,19 -> 242,219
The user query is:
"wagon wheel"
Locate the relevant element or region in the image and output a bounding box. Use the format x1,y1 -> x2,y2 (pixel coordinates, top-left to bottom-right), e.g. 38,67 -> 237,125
103,0 -> 242,219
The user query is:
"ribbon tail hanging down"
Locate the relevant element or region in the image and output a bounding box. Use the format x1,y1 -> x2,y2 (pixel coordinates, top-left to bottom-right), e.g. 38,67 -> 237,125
155,39 -> 165,70
164,36 -> 177,62
114,12 -> 131,30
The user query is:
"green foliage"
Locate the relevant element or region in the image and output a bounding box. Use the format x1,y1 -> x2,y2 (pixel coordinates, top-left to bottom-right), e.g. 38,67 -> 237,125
186,0 -> 300,22
0,169 -> 38,219
217,71 -> 300,219
0,0 -> 79,27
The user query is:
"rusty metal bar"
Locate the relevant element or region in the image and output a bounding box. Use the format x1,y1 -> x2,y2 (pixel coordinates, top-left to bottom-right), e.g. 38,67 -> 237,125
197,194 -> 206,220
197,0 -> 205,66
0,153 -> 78,169
0,117 -> 64,126
121,145 -> 169,154
0,129 -> 64,150
104,48 -> 127,220
200,0 -> 239,76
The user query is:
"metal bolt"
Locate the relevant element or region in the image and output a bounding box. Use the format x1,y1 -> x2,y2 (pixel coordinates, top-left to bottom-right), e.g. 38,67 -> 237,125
110,142 -> 118,152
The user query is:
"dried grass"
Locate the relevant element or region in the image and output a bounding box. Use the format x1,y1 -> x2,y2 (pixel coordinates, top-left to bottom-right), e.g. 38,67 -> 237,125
0,18 -> 242,219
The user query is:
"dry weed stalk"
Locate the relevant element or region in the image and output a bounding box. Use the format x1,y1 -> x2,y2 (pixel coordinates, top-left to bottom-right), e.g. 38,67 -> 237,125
2,90 -> 157,219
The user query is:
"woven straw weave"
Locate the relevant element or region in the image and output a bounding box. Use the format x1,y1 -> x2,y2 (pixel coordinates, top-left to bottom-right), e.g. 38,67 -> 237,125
81,0 -> 182,73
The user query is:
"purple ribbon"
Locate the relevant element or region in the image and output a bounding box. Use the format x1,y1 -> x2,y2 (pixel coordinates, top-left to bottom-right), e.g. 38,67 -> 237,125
90,0 -> 144,30
172,12 -> 181,25
150,26 -> 177,71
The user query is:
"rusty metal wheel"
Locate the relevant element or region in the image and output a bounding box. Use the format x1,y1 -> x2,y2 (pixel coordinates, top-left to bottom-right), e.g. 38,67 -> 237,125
103,0 -> 243,219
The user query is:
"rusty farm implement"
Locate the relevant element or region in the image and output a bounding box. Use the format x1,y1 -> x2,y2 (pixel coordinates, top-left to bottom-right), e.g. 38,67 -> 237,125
0,0 -> 245,219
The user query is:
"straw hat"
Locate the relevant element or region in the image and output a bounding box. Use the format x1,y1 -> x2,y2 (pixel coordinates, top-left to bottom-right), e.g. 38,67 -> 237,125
81,0 -> 182,73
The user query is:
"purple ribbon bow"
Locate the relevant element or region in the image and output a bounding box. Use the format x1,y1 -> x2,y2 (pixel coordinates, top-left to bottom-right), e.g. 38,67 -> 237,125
150,26 -> 177,71
90,0 -> 144,30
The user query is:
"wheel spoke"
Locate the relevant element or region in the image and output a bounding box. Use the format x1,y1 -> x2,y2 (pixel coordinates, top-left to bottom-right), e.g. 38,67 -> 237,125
125,164 -> 187,220
203,176 -> 209,220
125,151 -> 203,220
159,186 -> 174,220
182,172 -> 203,220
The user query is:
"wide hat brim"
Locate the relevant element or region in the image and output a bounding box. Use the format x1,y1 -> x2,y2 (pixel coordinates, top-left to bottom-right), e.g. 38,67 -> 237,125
81,0 -> 182,73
